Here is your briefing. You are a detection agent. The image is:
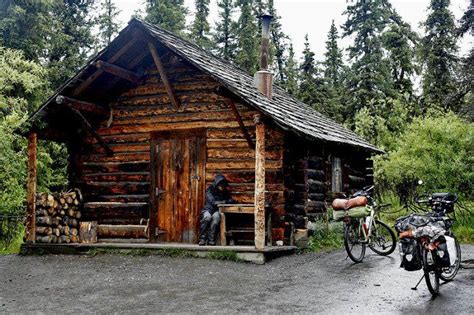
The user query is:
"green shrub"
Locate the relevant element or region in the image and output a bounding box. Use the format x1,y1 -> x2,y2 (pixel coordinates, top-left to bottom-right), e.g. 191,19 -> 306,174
376,112 -> 473,201
308,220 -> 344,252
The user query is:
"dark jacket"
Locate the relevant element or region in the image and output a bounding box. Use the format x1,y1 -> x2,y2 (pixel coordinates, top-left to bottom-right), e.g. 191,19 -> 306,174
202,175 -> 234,214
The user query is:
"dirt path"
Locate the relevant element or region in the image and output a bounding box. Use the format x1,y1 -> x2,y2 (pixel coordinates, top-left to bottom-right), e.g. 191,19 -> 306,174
1,245 -> 473,314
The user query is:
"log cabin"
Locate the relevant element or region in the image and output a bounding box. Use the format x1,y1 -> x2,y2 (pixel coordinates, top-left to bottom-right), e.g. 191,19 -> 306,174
21,17 -> 381,248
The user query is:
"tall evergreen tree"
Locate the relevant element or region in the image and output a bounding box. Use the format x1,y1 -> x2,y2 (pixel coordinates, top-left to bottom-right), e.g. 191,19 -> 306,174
0,0 -> 52,61
213,0 -> 237,60
382,22 -> 417,97
48,0 -> 97,88
97,0 -> 121,49
283,43 -> 298,96
342,0 -> 394,114
323,20 -> 344,88
297,34 -> 318,105
191,0 -> 212,49
235,0 -> 259,73
268,0 -> 289,83
144,0 -> 188,33
322,20 -> 345,122
421,0 -> 459,111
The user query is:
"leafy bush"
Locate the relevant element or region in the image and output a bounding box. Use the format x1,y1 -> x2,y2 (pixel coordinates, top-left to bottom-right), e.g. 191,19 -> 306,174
376,112 -> 473,201
308,220 -> 344,252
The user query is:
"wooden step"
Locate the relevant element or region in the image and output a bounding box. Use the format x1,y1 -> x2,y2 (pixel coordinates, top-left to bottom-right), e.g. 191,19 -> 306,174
97,224 -> 148,238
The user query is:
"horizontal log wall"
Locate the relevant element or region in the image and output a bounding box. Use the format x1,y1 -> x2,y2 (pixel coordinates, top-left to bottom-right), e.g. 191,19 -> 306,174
284,137 -> 374,221
71,59 -> 285,226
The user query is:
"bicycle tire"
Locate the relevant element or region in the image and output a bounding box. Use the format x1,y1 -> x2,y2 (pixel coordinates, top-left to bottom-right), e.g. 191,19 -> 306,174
423,248 -> 440,296
344,221 -> 366,263
368,220 -> 396,256
439,235 -> 461,282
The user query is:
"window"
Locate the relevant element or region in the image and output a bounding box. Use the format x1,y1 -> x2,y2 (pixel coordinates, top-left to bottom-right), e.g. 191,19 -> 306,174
332,157 -> 342,192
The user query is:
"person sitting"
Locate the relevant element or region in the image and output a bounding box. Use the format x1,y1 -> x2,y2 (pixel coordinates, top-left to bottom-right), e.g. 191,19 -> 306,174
199,174 -> 234,246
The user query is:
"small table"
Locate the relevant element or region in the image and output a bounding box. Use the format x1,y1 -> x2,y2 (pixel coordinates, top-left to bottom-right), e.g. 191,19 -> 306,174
218,204 -> 272,246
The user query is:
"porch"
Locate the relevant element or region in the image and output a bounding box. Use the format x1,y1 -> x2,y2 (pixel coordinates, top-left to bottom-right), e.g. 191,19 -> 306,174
20,241 -> 296,264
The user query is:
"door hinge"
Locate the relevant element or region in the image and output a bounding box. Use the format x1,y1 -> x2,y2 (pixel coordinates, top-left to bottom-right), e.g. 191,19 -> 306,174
155,188 -> 166,196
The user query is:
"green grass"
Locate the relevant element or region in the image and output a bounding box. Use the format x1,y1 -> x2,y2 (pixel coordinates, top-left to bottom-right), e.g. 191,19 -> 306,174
308,220 -> 344,252
0,224 -> 24,255
207,250 -> 243,262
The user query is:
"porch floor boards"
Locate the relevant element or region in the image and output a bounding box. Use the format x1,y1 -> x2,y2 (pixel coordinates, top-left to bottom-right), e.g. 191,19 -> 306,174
20,242 -> 297,264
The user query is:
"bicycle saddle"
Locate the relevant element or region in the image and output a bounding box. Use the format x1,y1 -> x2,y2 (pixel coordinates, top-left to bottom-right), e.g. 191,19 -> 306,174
332,196 -> 367,210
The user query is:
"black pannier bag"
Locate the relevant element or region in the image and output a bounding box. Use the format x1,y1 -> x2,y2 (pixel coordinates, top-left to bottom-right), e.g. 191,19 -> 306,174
434,237 -> 451,268
399,238 -> 423,271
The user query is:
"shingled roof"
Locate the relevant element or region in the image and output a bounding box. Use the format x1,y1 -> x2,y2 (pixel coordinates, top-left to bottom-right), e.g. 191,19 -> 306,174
26,18 -> 381,153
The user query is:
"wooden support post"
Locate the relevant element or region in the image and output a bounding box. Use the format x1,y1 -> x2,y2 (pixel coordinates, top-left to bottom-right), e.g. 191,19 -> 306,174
94,61 -> 144,85
254,114 -> 265,249
25,132 -> 37,243
56,95 -> 108,116
69,108 -> 114,156
228,100 -> 254,150
148,42 -> 180,109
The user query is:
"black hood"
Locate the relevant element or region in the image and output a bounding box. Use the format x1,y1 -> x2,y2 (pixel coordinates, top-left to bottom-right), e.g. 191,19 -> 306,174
212,174 -> 228,188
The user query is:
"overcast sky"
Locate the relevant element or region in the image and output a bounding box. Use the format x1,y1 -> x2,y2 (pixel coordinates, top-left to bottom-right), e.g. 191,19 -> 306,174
114,0 -> 472,61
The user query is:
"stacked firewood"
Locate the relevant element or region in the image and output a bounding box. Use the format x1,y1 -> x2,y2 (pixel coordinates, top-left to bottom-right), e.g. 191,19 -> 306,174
35,190 -> 82,243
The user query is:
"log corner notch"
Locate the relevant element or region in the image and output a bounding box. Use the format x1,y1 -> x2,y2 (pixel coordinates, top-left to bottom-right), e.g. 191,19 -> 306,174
254,114 -> 266,249
147,41 -> 181,109
25,132 -> 37,243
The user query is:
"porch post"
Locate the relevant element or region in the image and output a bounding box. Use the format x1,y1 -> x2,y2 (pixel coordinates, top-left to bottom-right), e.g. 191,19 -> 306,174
254,114 -> 265,249
25,132 -> 37,243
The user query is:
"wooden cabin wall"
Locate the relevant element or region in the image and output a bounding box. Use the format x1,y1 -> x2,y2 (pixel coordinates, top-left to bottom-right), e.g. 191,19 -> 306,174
284,138 -> 374,223
70,59 -> 285,226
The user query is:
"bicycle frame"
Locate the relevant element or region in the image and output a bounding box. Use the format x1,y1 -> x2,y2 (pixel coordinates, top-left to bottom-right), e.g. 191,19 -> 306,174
344,205 -> 377,244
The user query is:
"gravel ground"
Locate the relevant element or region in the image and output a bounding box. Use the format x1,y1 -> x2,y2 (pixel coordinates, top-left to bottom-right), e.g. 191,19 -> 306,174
1,245 -> 473,314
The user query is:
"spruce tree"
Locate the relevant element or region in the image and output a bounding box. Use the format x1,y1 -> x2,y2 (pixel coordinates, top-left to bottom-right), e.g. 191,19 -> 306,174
323,20 -> 344,88
145,0 -> 188,33
283,43 -> 298,96
191,0 -> 212,49
421,0 -> 459,111
382,22 -> 417,97
342,0 -> 394,114
214,0 -> 237,60
268,0 -> 289,83
235,0 -> 259,73
98,0 -> 121,49
48,0 -> 97,88
297,34 -> 318,106
0,0 -> 52,61
322,21 -> 345,123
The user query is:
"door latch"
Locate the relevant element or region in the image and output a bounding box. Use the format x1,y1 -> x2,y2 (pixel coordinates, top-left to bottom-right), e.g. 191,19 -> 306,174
155,188 -> 166,197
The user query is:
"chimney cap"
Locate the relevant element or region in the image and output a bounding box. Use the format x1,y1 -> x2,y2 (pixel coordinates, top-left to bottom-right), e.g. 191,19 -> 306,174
258,13 -> 273,20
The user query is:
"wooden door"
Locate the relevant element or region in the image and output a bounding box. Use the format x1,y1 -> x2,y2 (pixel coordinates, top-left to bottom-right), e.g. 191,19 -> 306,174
151,130 -> 206,243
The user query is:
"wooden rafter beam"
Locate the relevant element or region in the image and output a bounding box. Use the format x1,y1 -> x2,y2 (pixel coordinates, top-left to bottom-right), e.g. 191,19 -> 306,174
215,86 -> 254,150
69,108 -> 114,156
147,41 -> 180,109
94,60 -> 144,85
97,48 -> 150,98
228,100 -> 254,150
56,95 -> 108,117
72,37 -> 139,96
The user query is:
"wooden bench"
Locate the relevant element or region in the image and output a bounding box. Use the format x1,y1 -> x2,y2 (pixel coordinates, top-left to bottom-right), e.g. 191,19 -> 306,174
218,204 -> 272,246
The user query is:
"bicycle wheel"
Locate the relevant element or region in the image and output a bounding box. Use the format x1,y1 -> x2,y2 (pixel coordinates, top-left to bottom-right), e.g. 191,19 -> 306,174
439,235 -> 461,282
423,249 -> 440,296
344,220 -> 366,263
368,220 -> 396,256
